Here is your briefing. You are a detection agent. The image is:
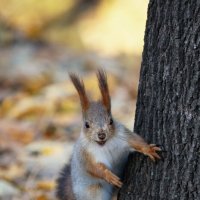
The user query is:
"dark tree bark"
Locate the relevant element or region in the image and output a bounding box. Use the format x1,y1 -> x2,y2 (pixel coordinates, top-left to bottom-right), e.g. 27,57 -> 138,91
118,0 -> 200,199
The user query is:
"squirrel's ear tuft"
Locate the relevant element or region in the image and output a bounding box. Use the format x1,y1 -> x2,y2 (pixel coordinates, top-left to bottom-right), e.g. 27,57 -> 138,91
69,73 -> 89,111
96,69 -> 111,112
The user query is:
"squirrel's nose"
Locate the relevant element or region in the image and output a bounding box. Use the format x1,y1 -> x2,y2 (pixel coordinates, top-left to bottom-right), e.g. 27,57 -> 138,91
98,132 -> 106,140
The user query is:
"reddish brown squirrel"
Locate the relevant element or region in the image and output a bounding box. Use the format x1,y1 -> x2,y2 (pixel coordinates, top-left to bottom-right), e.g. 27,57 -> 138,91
56,69 -> 161,200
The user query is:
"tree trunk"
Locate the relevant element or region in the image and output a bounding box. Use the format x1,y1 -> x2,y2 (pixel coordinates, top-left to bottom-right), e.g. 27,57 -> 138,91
118,0 -> 200,199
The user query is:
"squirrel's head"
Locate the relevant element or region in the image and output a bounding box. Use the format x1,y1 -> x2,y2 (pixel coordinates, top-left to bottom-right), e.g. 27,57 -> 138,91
69,69 -> 115,146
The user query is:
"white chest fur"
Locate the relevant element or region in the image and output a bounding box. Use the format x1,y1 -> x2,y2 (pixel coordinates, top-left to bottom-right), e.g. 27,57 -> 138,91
87,134 -> 129,171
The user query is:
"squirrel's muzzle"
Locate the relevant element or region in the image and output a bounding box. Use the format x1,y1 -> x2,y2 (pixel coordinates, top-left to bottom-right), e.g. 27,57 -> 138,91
98,132 -> 106,140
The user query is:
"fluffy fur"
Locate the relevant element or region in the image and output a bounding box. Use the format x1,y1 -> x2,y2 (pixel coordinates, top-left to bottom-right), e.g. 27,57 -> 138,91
56,164 -> 75,200
71,122 -> 129,200
56,70 -> 161,200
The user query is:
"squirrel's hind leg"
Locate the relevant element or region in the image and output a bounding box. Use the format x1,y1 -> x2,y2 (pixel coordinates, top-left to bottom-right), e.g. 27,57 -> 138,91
87,183 -> 103,199
76,183 -> 112,200
89,183 -> 113,200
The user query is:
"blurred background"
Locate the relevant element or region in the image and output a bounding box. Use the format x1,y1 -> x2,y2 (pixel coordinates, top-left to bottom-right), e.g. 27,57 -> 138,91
0,0 -> 148,199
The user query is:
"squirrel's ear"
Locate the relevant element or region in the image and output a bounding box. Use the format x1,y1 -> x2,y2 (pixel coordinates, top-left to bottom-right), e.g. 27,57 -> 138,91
97,69 -> 111,112
69,73 -> 89,112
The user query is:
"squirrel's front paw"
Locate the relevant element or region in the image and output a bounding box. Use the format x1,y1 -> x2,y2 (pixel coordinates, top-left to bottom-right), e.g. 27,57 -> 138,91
143,144 -> 161,161
104,169 -> 122,188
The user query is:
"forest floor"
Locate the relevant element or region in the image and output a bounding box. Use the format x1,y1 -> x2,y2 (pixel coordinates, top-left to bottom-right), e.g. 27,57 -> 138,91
0,43 -> 141,200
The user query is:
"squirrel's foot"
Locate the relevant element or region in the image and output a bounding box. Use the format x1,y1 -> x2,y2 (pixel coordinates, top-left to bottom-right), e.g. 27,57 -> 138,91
104,169 -> 122,188
143,144 -> 162,161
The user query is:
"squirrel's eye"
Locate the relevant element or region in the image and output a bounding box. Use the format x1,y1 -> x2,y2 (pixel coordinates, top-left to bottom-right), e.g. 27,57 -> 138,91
109,118 -> 113,125
85,122 -> 90,128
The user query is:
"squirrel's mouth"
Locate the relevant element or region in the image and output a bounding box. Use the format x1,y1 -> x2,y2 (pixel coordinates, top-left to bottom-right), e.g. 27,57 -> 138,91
96,140 -> 106,146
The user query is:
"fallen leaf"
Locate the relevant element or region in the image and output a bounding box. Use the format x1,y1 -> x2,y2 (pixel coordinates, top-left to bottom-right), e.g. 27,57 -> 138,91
36,180 -> 56,191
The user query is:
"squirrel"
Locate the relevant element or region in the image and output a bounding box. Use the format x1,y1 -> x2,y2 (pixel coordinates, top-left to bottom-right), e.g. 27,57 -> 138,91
56,69 -> 161,200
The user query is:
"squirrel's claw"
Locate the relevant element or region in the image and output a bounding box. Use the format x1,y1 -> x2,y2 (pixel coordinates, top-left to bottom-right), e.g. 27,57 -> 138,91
144,144 -> 162,161
148,154 -> 156,162
111,178 -> 123,188
149,144 -> 162,151
109,175 -> 122,188
105,170 -> 122,188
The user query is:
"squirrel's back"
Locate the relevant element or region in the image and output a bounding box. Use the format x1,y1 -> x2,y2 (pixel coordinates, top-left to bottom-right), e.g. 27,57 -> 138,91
56,164 -> 76,200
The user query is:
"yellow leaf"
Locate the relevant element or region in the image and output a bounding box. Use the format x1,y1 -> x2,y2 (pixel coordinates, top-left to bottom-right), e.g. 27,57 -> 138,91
36,180 -> 56,191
